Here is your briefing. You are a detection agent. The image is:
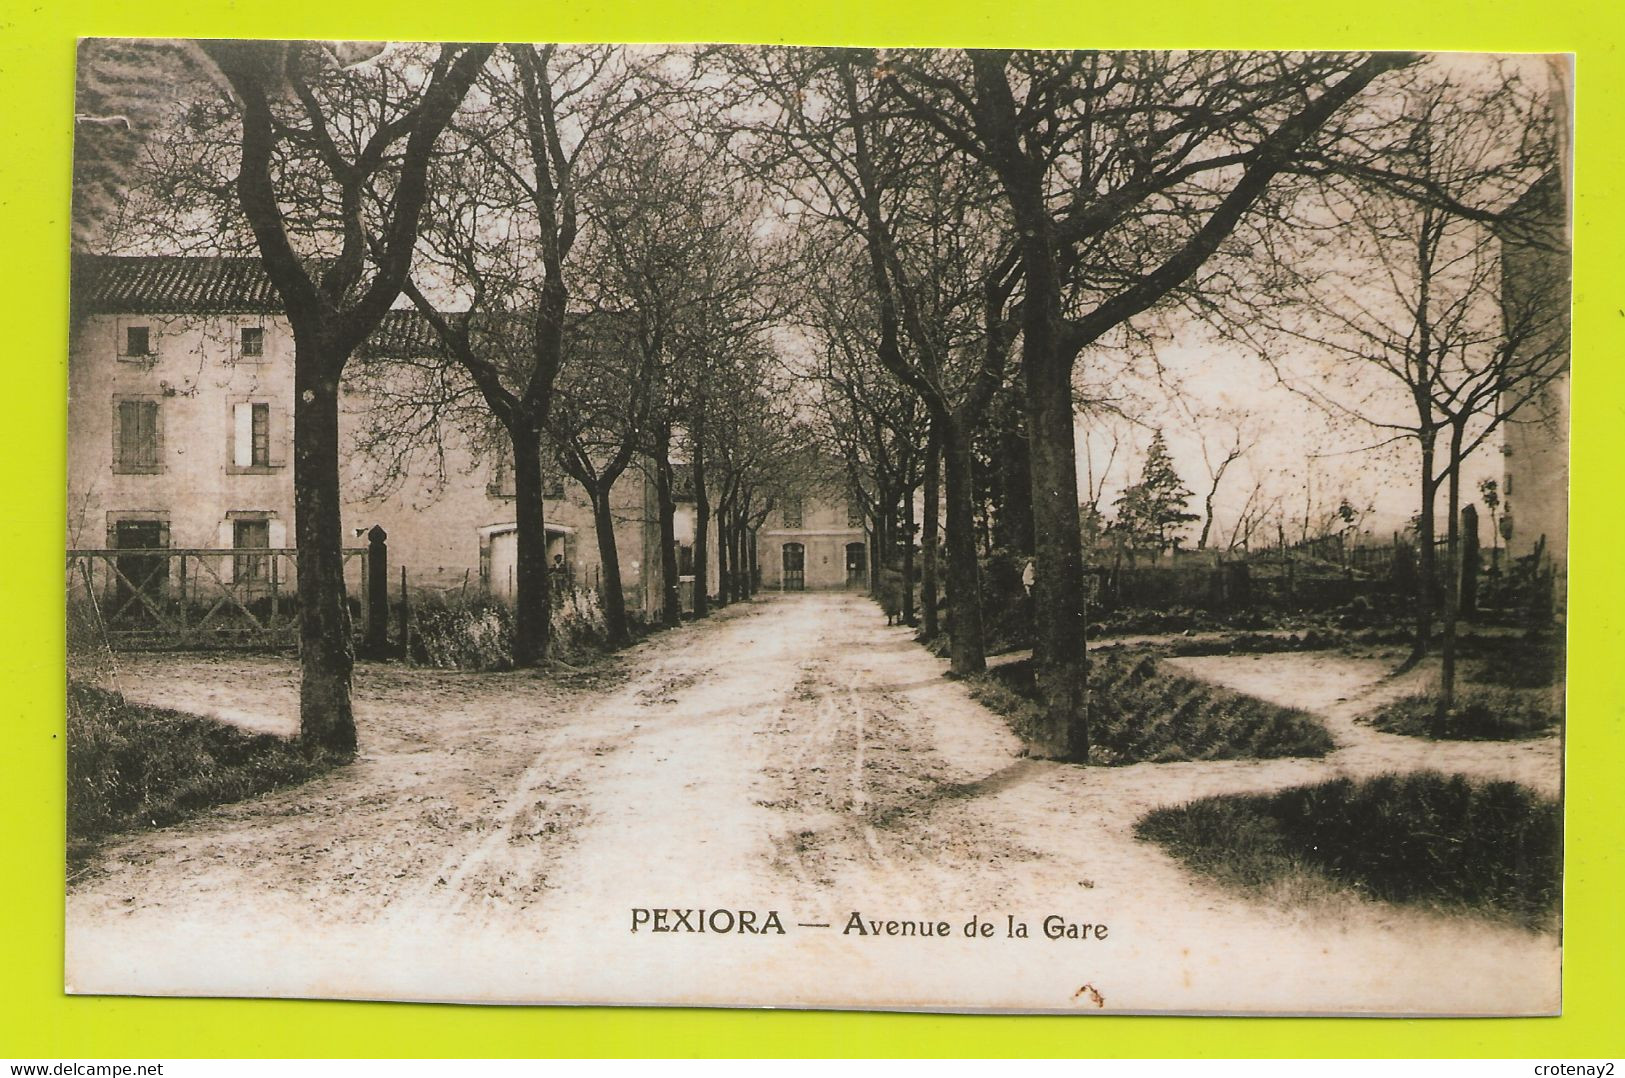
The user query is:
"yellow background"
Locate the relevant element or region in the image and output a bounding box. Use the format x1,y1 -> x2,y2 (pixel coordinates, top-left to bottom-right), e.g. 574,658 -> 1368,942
3,0 -> 1620,1057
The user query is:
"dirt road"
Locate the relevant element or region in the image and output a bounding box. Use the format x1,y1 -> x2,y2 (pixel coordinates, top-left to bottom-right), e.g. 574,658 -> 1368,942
67,592 -> 1560,1013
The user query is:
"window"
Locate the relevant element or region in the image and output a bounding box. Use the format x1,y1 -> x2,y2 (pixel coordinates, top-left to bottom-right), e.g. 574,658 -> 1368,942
783,495 -> 803,529
678,543 -> 694,576
847,494 -> 863,528
240,326 -> 264,358
1505,474 -> 1515,496
114,399 -> 160,472
485,456 -> 562,499
123,325 -> 151,357
233,518 -> 270,585
487,454 -> 515,498
231,401 -> 277,471
251,404 -> 269,466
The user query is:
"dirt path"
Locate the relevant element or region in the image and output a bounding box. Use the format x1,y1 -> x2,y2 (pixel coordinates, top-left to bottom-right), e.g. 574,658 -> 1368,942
67,593 -> 1560,1014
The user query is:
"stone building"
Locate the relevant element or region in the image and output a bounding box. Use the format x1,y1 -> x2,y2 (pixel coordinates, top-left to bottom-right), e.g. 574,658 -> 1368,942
1496,169 -> 1571,575
755,474 -> 868,591
65,254 -> 708,621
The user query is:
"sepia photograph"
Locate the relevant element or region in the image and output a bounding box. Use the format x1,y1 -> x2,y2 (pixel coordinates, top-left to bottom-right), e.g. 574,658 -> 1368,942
62,41 -> 1570,1015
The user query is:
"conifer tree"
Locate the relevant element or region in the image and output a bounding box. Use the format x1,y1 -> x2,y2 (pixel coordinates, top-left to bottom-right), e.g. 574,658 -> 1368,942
1114,431 -> 1199,554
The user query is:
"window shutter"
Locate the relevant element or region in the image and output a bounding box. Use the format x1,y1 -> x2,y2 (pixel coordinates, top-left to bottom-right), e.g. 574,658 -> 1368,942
117,400 -> 137,466
115,400 -> 159,469
268,519 -> 287,548
234,403 -> 253,468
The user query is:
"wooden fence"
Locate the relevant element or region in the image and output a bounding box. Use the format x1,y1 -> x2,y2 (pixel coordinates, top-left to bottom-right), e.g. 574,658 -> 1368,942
67,547 -> 370,650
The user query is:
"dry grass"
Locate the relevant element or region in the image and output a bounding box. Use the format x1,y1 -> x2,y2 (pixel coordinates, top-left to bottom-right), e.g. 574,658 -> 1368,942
67,682 -> 334,862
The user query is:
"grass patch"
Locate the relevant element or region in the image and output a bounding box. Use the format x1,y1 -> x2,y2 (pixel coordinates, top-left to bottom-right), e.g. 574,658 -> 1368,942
1135,772 -> 1561,926
68,682 -> 334,860
1367,687 -> 1560,741
1461,633 -> 1565,690
969,652 -> 1334,765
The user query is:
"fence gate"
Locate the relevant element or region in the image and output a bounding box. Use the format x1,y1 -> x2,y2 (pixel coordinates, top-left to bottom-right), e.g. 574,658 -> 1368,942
67,547 -> 368,650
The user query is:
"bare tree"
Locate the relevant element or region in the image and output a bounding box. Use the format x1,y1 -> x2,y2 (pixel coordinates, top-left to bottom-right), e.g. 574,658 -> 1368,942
575,122 -> 770,629
547,315 -> 655,647
1168,406 -> 1261,551
880,49 -> 1414,759
802,265 -> 931,619
388,45 -> 677,665
722,47 -> 1015,673
1255,62 -> 1566,722
195,41 -> 490,754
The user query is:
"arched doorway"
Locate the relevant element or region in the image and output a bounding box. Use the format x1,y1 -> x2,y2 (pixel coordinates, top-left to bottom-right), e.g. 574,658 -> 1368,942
845,542 -> 867,587
781,542 -> 806,591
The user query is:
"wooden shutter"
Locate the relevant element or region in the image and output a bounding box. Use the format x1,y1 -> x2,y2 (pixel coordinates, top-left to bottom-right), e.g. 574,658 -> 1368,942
233,403 -> 253,467
117,400 -> 158,469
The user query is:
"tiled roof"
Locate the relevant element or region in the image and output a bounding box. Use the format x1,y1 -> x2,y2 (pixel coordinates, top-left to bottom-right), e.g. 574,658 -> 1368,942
73,254 -> 294,314
74,254 -> 631,357
362,310 -> 458,358
362,310 -> 628,359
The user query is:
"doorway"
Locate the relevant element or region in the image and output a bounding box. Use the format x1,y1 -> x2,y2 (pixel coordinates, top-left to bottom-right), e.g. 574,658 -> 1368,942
113,519 -> 167,623
845,542 -> 867,587
781,542 -> 805,591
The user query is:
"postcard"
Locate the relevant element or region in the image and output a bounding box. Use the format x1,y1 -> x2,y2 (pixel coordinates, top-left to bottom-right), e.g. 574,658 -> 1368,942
64,41 -> 1568,1014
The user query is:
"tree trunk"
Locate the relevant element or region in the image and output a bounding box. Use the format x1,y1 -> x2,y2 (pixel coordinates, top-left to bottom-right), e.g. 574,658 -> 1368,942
1409,436 -> 1438,668
1020,302 -> 1088,762
692,447 -> 711,619
509,420 -> 551,667
901,482 -> 916,625
1435,425 -> 1466,735
994,405 -> 1035,555
921,432 -> 940,639
1460,503 -> 1480,618
867,516 -> 880,593
1199,477 -> 1220,549
969,68 -> 1092,761
654,450 -> 681,628
715,499 -> 732,609
746,526 -> 759,597
941,430 -> 986,676
292,356 -> 356,757
729,517 -> 745,602
591,487 -> 631,648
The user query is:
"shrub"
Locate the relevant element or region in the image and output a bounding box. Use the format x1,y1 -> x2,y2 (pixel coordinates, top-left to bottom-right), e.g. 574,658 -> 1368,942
1366,687 -> 1560,740
410,594 -> 515,670
67,682 -> 332,857
408,587 -> 612,670
1136,772 -> 1561,925
969,651 -> 1334,764
550,586 -> 608,662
